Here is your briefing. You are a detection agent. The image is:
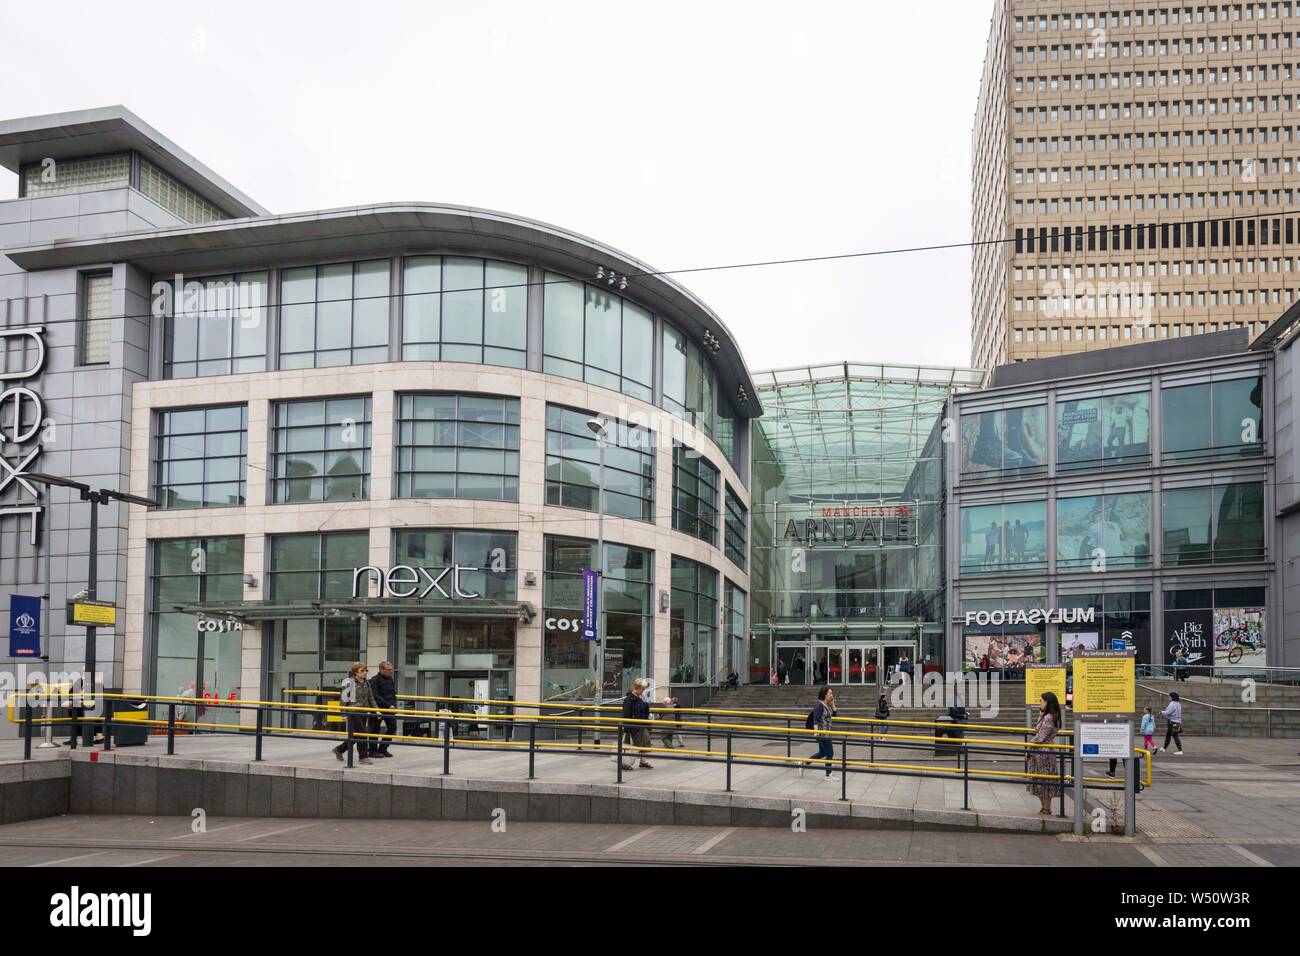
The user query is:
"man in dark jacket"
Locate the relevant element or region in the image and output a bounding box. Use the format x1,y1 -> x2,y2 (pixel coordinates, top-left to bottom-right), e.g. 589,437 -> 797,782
620,678 -> 653,770
369,661 -> 398,757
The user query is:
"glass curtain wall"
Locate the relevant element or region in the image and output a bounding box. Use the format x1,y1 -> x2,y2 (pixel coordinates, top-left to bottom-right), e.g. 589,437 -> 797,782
542,536 -> 652,699
749,368 -> 970,681
266,531 -> 370,703
150,537 -> 245,715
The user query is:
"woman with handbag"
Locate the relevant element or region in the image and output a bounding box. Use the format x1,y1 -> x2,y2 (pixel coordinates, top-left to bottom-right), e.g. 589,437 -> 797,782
1158,692 -> 1184,755
1025,691 -> 1062,815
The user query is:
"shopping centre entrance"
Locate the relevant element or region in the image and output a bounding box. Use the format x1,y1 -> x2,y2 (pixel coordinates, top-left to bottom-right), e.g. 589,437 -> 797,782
772,640 -> 918,686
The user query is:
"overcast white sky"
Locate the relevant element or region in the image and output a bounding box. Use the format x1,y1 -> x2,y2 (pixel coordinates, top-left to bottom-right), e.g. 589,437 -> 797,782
0,0 -> 996,372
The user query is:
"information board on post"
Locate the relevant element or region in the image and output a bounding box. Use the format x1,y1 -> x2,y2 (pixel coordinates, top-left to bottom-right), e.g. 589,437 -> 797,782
1073,648 -> 1135,715
1077,720 -> 1133,760
1024,663 -> 1066,707
66,599 -> 116,628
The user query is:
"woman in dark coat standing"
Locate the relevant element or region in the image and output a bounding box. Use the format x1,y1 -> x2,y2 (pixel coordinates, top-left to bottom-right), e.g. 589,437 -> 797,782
1026,691 -> 1063,815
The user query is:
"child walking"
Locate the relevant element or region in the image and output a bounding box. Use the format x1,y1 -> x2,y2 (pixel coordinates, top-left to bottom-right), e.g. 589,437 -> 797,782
1139,706 -> 1156,752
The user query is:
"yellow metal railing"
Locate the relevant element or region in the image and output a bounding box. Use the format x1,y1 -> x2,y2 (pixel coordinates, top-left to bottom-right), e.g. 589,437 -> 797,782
9,688 -> 1151,788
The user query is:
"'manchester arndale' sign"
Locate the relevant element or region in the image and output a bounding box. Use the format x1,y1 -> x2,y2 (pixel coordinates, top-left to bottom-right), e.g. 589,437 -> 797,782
352,565 -> 482,600
783,503 -> 916,546
964,608 -> 1097,626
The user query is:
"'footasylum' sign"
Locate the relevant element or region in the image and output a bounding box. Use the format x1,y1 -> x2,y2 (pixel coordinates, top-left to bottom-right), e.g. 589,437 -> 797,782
964,608 -> 1096,627
353,565 -> 482,600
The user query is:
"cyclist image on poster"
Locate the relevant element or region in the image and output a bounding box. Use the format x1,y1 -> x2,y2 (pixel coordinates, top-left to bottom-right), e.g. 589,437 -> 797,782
1213,607 -> 1266,666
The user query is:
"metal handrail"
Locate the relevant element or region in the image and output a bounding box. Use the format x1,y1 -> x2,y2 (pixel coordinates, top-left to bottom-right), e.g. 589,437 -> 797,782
11,689 -> 1152,801
1136,681 -> 1300,738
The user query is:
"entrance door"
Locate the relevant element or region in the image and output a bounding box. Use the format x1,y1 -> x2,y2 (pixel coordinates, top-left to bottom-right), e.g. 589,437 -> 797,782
787,646 -> 808,685
847,646 -> 865,685
882,645 -> 918,685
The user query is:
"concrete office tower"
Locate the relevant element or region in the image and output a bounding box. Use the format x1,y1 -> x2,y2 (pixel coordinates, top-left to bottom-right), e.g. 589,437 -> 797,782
971,0 -> 1300,369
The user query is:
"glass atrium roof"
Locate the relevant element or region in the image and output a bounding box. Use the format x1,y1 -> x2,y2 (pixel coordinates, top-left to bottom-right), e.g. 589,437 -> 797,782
753,361 -> 986,501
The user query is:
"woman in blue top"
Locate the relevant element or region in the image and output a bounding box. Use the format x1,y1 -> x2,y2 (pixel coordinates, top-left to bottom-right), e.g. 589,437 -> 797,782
1159,692 -> 1184,754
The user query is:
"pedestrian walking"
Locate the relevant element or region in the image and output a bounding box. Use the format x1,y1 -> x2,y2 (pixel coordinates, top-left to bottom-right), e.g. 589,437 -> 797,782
657,695 -> 687,749
620,677 -> 654,770
1140,706 -> 1156,752
333,662 -> 376,765
1026,691 -> 1062,815
800,686 -> 837,778
368,660 -> 398,757
1158,692 -> 1184,754
1171,647 -> 1189,681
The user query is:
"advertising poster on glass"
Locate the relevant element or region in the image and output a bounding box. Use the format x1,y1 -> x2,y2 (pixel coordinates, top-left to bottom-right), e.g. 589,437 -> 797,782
963,632 -> 1042,673
1061,631 -> 1100,665
1213,607 -> 1265,667
1165,608 -> 1213,668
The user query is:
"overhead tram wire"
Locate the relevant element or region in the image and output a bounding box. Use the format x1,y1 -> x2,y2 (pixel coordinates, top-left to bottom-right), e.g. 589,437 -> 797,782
4,207 -> 1295,328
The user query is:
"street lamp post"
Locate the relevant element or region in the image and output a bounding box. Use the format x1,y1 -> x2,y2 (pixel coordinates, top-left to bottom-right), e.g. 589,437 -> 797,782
586,418 -> 607,743
26,474 -> 156,746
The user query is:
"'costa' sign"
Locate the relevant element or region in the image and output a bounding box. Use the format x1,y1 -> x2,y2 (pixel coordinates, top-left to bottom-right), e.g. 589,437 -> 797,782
964,608 -> 1096,627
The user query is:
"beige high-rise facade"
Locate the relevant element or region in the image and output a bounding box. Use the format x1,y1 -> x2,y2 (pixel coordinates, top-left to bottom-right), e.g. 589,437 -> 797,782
972,0 -> 1300,368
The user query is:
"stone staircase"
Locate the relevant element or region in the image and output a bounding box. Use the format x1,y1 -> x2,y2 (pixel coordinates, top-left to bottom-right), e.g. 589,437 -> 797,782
1136,678 -> 1300,738
707,684 -> 978,726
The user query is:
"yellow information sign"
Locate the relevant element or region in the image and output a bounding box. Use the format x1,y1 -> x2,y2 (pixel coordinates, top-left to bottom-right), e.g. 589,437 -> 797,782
1024,664 -> 1066,707
68,601 -> 116,627
1073,650 -> 1135,714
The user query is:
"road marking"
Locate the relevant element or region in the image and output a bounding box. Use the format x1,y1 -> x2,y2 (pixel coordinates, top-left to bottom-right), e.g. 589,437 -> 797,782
122,853 -> 183,867
168,820 -> 264,840
693,828 -> 736,854
1134,845 -> 1170,867
1227,844 -> 1275,867
231,822 -> 320,843
605,827 -> 657,852
30,851 -> 108,867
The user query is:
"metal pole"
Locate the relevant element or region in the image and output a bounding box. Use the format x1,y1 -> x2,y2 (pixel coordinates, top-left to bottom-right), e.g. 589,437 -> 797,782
962,744 -> 969,810
1058,751 -> 1066,817
786,717 -> 791,759
254,706 -> 264,762
82,490 -> 99,747
725,731 -> 733,792
442,716 -> 451,775
1072,739 -> 1085,836
528,721 -> 536,780
1124,754 -> 1136,837
616,726 -> 624,784
23,702 -> 33,761
840,734 -> 847,801
593,428 -> 605,744
167,702 -> 176,755
102,704 -> 112,752
706,713 -> 712,751
40,688 -> 56,749
345,711 -> 354,768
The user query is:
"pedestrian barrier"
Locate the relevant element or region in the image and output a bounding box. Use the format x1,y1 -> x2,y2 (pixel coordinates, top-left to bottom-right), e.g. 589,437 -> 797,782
10,688 -> 1150,822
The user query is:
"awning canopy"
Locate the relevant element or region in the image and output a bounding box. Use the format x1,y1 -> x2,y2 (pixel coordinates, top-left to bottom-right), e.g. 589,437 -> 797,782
173,598 -> 536,623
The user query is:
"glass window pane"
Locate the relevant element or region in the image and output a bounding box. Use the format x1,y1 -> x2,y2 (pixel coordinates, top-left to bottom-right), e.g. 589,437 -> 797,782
544,274 -> 584,365
1162,384 -> 1211,459
584,287 -> 621,373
